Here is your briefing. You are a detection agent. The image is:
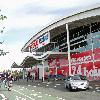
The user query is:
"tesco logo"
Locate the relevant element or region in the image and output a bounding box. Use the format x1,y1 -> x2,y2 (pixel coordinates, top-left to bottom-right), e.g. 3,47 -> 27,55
39,33 -> 48,44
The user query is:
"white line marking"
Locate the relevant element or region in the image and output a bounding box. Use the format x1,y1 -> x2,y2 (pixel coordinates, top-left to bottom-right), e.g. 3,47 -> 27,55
58,98 -> 63,100
20,89 -> 24,91
31,93 -> 38,97
0,94 -> 7,100
22,87 -> 25,88
37,96 -> 42,98
55,84 -> 61,86
95,87 -> 100,89
12,89 -> 35,100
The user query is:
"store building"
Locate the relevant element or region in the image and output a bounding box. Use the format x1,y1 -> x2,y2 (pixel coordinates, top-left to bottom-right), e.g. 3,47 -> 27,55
21,4 -> 100,80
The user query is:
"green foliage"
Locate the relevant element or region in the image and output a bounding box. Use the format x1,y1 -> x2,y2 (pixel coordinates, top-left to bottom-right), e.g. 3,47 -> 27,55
0,9 -> 7,20
0,15 -> 7,20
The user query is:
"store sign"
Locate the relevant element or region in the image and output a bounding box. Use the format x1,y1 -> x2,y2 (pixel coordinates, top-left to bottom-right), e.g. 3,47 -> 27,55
38,32 -> 49,48
29,40 -> 38,51
28,32 -> 50,51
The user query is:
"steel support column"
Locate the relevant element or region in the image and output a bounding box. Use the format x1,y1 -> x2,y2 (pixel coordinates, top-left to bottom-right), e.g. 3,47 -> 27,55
66,24 -> 71,75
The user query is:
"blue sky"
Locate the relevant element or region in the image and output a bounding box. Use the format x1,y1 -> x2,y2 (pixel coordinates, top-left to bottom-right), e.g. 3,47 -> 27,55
0,0 -> 100,71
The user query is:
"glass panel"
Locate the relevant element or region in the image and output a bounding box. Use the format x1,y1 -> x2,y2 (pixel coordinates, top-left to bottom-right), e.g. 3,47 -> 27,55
94,41 -> 100,48
85,43 -> 92,51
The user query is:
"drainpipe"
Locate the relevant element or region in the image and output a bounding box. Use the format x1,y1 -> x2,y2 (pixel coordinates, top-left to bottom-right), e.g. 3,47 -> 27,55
66,24 -> 71,76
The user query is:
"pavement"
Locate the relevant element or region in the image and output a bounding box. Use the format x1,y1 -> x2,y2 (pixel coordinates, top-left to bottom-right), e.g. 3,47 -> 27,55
14,79 -> 100,91
0,79 -> 100,100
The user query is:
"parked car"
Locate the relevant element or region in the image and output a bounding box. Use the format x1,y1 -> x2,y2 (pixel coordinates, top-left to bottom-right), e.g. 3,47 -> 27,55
64,74 -> 89,91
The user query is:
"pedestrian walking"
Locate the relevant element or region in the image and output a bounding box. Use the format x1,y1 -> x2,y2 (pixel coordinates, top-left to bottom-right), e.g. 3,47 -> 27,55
27,71 -> 30,82
0,75 -> 2,88
31,72 -> 35,82
7,73 -> 13,91
4,72 -> 9,88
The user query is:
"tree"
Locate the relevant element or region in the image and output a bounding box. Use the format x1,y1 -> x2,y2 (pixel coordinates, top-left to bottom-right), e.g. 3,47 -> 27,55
0,9 -> 9,56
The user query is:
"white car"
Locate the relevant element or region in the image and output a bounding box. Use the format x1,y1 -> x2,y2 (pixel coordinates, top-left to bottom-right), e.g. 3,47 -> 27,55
65,75 -> 89,91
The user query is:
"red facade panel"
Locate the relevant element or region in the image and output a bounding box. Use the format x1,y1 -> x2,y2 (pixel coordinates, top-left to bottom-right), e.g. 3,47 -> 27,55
48,48 -> 100,80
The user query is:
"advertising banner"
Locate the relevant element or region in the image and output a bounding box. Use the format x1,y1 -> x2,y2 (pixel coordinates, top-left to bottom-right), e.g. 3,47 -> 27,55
48,48 -> 100,80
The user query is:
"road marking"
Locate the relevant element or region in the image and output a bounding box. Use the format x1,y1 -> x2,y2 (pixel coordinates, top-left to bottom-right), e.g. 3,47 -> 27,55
55,84 -> 61,86
20,89 -> 24,91
31,93 -> 38,97
58,98 -> 63,100
15,96 -> 26,100
0,94 -> 7,100
38,92 -> 41,94
12,89 -> 35,100
22,87 -> 25,88
37,96 -> 42,98
95,87 -> 100,89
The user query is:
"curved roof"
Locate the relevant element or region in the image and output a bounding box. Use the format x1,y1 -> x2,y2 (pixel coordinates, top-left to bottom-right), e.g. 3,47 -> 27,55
21,56 -> 41,68
21,4 -> 100,52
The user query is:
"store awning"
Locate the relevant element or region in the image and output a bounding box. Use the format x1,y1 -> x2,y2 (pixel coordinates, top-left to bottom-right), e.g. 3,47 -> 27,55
11,62 -> 23,68
32,51 -> 78,60
21,56 -> 41,68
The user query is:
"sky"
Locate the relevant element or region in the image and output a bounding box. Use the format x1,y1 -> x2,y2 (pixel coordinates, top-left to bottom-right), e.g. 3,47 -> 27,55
0,0 -> 100,71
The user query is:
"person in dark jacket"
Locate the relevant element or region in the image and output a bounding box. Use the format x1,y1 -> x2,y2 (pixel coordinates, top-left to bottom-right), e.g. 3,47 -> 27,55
7,73 -> 13,91
27,71 -> 30,82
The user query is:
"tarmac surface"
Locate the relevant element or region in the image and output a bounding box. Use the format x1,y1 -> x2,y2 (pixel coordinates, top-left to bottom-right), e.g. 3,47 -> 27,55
0,79 -> 100,100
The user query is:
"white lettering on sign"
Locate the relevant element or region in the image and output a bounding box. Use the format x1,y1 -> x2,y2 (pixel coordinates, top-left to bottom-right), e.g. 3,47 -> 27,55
71,55 -> 92,64
38,32 -> 50,48
72,65 -> 100,77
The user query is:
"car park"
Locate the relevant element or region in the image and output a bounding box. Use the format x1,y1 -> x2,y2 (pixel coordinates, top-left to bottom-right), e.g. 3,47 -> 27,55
65,74 -> 89,91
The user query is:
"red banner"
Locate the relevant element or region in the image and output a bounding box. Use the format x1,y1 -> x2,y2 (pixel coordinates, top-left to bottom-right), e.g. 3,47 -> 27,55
48,48 -> 100,80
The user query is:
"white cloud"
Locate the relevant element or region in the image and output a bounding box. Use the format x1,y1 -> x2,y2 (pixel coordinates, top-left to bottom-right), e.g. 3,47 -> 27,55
0,41 -> 29,70
0,0 -> 100,71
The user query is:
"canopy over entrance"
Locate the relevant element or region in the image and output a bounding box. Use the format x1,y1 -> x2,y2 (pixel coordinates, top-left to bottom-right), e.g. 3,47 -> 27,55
32,51 -> 77,60
21,56 -> 41,68
11,62 -> 23,68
